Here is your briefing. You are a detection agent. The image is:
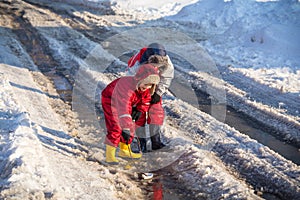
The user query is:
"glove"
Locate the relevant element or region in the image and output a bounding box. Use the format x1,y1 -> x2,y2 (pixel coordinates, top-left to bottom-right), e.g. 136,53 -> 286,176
131,107 -> 142,122
150,92 -> 161,104
121,129 -> 131,144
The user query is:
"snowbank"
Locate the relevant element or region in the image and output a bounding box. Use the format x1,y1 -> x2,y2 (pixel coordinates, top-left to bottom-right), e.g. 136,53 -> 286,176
0,65 -> 119,199
1,0 -> 300,199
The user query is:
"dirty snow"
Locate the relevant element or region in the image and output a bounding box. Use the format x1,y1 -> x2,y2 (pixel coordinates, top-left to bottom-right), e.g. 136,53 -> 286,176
0,0 -> 300,200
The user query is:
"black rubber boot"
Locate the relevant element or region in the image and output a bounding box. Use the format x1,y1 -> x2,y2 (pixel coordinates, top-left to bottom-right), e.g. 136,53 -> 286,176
150,124 -> 165,150
139,138 -> 148,153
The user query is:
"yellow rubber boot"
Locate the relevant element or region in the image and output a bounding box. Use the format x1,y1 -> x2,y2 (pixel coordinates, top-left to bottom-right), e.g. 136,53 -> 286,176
105,145 -> 119,165
118,142 -> 142,159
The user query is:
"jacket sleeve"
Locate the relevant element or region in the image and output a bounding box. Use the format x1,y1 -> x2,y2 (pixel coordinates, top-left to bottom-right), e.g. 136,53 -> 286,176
113,82 -> 134,130
156,55 -> 174,96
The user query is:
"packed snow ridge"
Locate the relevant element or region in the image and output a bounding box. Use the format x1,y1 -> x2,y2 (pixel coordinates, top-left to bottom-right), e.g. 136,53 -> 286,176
0,0 -> 300,199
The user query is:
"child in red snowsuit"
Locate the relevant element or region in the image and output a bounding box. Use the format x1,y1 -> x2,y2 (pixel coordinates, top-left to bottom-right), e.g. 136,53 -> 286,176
101,64 -> 160,164
127,43 -> 174,152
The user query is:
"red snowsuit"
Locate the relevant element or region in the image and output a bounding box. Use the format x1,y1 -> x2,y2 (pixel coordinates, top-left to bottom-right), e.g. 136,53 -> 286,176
101,64 -> 159,147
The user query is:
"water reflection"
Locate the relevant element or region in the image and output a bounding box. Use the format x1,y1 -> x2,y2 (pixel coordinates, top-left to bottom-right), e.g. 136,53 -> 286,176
224,107 -> 300,165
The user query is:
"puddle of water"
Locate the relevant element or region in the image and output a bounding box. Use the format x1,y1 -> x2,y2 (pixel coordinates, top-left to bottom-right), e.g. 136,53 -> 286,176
223,106 -> 300,165
135,169 -> 203,200
169,78 -> 300,165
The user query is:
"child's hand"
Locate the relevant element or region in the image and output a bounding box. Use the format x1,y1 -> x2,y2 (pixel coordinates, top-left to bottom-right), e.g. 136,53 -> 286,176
131,107 -> 142,122
150,92 -> 161,104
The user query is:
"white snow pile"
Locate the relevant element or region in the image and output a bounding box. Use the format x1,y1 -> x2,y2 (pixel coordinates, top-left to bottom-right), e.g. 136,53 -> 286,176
111,0 -> 198,19
0,66 -> 121,200
161,0 -> 300,145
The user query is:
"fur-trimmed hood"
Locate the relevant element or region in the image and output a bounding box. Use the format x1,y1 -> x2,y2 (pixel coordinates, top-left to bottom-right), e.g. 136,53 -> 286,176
134,64 -> 160,94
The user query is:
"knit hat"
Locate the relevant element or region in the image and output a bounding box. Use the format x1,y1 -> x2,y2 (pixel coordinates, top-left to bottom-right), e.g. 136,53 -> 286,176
148,43 -> 167,56
140,43 -> 167,64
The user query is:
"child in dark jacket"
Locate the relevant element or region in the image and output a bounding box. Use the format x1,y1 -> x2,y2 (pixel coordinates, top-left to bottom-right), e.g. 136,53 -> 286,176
127,43 -> 174,152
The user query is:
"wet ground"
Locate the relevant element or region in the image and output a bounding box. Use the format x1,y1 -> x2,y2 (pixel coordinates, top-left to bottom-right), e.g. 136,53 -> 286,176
170,78 -> 300,166
11,26 -> 295,200
5,10 -> 198,199
223,105 -> 300,165
7,6 -> 73,104
13,26 -> 297,198
2,1 -> 298,199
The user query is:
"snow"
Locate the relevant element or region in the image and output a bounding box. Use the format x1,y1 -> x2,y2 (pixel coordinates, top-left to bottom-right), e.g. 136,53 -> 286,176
111,0 -> 198,19
0,0 -> 300,199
